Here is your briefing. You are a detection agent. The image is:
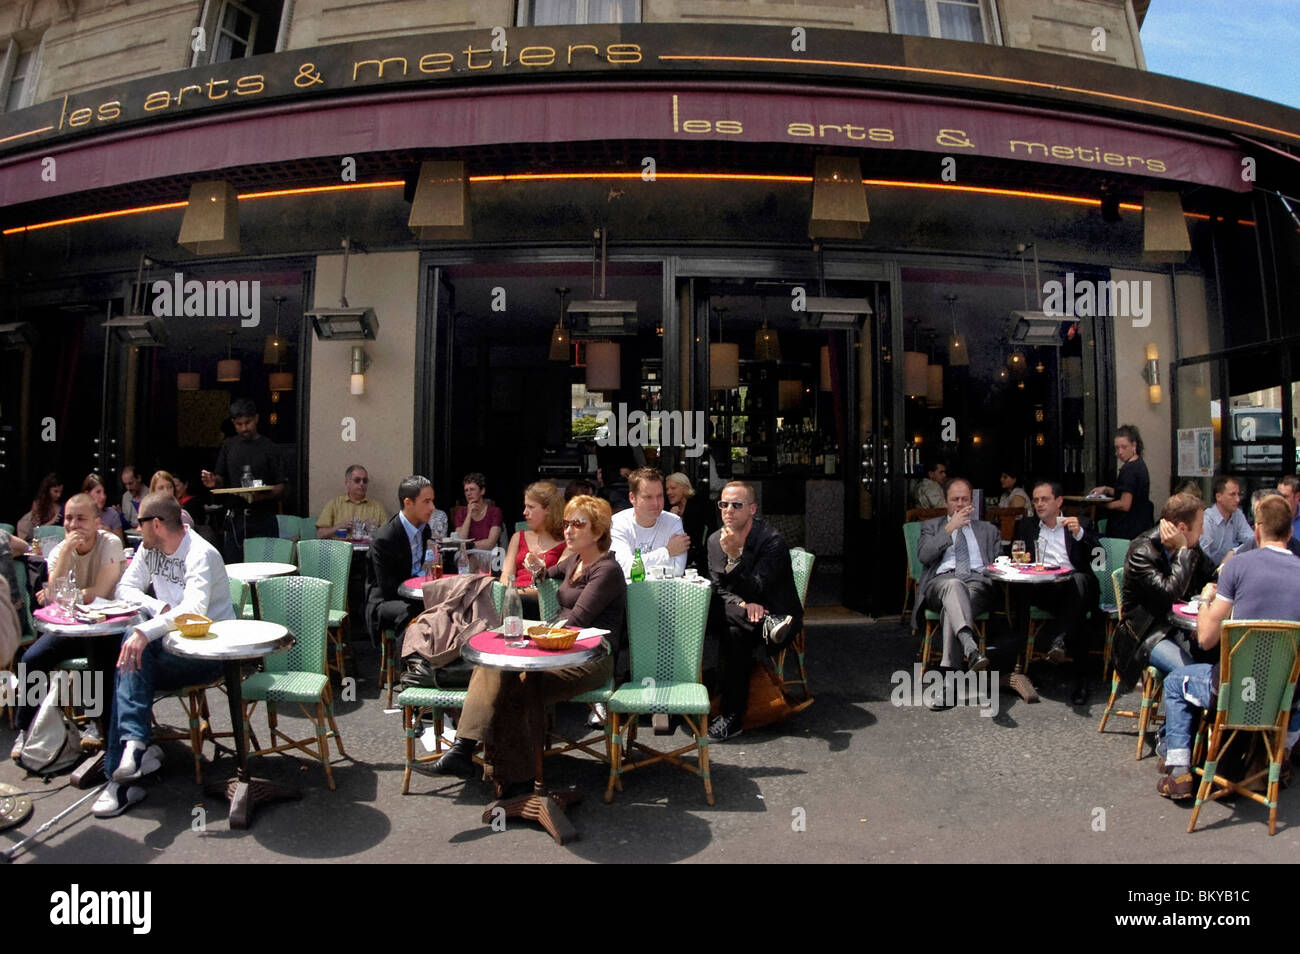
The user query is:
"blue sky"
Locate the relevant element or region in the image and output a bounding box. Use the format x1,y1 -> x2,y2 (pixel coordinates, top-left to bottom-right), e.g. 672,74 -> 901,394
1140,1 -> 1300,109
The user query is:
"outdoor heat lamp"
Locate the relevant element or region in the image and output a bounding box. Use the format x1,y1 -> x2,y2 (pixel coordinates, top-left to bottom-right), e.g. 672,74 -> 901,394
307,237 -> 379,340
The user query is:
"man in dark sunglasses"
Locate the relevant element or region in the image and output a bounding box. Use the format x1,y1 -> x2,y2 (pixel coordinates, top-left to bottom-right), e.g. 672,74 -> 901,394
316,464 -> 388,539
705,481 -> 802,742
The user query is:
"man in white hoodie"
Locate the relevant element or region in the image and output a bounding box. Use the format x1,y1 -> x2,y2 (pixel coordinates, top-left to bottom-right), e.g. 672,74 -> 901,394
94,493 -> 234,818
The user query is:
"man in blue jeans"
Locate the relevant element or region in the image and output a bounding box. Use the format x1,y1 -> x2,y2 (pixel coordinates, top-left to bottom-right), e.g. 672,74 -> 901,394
1157,495 -> 1300,798
93,493 -> 234,818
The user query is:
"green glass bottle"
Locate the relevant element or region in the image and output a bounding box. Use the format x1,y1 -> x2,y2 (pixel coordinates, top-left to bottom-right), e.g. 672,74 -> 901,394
630,547 -> 646,581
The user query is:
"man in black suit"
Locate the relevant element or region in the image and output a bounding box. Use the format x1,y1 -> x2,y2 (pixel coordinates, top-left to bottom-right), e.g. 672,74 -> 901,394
706,481 -> 802,742
366,475 -> 436,641
1011,480 -> 1103,705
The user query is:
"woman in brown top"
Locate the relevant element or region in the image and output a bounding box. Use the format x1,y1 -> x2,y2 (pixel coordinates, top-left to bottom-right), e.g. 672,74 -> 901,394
435,495 -> 625,793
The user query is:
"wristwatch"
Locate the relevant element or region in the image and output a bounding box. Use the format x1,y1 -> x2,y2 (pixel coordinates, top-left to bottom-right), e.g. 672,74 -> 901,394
724,556 -> 741,572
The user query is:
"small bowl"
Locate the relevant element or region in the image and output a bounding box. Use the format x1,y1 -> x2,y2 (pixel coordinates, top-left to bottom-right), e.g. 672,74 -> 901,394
529,627 -> 579,650
174,613 -> 213,638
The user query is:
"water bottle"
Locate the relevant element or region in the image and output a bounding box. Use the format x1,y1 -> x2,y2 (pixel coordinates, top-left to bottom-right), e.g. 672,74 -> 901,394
457,545 -> 470,575
240,465 -> 254,488
501,584 -> 523,639
630,547 -> 646,582
421,545 -> 435,577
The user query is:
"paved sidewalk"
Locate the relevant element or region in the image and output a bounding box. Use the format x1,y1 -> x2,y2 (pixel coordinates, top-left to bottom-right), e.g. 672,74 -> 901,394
4,613 -> 1297,864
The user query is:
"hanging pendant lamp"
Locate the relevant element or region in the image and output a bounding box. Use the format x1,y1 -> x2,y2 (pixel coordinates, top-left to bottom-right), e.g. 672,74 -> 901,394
216,331 -> 240,382
550,286 -> 571,362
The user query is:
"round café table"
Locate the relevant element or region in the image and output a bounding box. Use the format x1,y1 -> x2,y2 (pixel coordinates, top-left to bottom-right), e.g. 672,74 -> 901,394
1169,602 -> 1200,632
1062,495 -> 1114,522
224,561 -> 297,618
164,619 -> 297,829
32,604 -> 142,786
981,562 -> 1076,703
399,575 -> 433,601
460,627 -> 608,845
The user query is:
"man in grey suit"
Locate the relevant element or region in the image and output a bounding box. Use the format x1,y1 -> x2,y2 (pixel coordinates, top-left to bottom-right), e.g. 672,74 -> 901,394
913,477 -> 1000,673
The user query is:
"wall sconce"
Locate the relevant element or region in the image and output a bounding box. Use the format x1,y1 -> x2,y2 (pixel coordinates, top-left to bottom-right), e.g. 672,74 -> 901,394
1142,343 -> 1162,404
350,345 -> 369,395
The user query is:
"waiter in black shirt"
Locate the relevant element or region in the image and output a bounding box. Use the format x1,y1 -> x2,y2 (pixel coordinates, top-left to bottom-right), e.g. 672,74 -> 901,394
200,398 -> 288,561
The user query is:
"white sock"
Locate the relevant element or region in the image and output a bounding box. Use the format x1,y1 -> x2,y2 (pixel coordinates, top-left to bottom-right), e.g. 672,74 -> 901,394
122,740 -> 145,761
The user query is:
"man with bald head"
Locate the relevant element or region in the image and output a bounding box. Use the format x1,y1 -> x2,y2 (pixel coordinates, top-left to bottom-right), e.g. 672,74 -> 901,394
914,478 -> 1001,688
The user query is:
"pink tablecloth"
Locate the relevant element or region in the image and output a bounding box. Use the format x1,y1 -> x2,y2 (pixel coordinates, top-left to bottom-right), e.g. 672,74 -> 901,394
466,629 -> 604,658
1172,602 -> 1198,618
985,564 -> 1071,576
34,605 -> 137,625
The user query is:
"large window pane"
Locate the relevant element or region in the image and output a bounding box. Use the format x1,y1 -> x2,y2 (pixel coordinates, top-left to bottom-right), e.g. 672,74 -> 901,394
937,0 -> 983,42
894,0 -> 930,36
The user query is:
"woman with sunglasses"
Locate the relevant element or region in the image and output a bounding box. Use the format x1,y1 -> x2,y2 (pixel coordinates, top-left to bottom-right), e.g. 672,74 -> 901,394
432,495 -> 626,796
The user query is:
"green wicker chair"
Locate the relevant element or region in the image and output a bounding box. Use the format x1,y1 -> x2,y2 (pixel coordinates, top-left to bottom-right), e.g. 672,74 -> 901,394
901,522 -> 924,625
605,578 -> 714,805
1096,567 -> 1165,759
0,522 -> 14,534
34,525 -> 66,543
398,685 -> 471,793
243,536 -> 295,566
1099,537 -> 1131,579
228,578 -> 249,618
1188,620 -> 1300,835
241,575 -> 347,790
773,548 -> 814,700
300,516 -> 321,542
276,514 -> 301,541
297,538 -> 354,680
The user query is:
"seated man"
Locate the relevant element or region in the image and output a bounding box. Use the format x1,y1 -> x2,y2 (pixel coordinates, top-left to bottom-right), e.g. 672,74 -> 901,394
12,493 -> 125,755
914,460 -> 947,509
316,464 -> 388,538
610,467 -> 689,579
1279,475 -> 1300,541
1011,481 -> 1102,705
706,481 -> 801,741
96,493 -> 234,817
1198,475 -> 1252,565
1228,489 -> 1300,559
1156,495 -> 1300,798
913,478 -> 997,684
1113,492 -> 1217,688
366,475 -> 435,642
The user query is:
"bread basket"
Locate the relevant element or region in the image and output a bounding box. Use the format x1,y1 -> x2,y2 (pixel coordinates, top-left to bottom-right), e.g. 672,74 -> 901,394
527,625 -> 579,650
174,613 -> 213,638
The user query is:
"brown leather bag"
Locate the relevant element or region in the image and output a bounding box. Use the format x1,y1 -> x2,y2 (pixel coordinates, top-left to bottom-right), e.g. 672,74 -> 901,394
711,661 -> 813,729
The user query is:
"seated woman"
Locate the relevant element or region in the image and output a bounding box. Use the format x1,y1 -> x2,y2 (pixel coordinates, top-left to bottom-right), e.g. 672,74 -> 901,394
16,472 -> 64,541
452,471 -> 503,551
666,471 -> 716,570
149,470 -> 195,528
432,495 -> 626,794
996,470 -> 1031,514
82,473 -> 126,542
499,481 -> 569,617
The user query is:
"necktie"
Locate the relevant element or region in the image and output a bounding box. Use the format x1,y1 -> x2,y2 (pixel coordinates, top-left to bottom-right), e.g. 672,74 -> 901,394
954,528 -> 970,578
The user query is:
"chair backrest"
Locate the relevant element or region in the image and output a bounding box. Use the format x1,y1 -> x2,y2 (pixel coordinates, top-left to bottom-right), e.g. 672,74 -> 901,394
490,580 -> 505,616
1095,563 -> 1117,609
12,554 -> 36,640
789,548 -> 815,608
254,575 -> 332,675
1096,518 -> 1108,535
277,514 -> 301,541
1111,567 -> 1124,617
985,507 -> 1022,541
0,522 -> 14,534
243,536 -> 295,565
515,520 -> 529,532
1217,621 -> 1300,730
1099,536 -> 1130,574
35,525 -> 66,542
536,575 -> 560,622
300,516 -> 321,542
625,579 -> 711,684
902,522 -> 925,585
296,538 -> 352,614
228,578 -> 249,617
905,507 -> 947,523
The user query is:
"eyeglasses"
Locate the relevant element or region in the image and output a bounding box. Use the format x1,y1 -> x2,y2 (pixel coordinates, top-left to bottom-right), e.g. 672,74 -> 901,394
718,501 -> 748,510
562,518 -> 590,529
351,477 -> 369,483
137,514 -> 161,523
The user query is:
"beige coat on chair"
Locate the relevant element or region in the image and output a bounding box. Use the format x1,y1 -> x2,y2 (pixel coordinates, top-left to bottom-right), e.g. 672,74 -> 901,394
400,573 -> 498,667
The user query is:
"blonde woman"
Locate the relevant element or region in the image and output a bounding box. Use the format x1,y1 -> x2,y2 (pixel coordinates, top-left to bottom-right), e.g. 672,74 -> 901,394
500,481 -> 570,615
150,470 -> 195,528
665,471 -> 716,570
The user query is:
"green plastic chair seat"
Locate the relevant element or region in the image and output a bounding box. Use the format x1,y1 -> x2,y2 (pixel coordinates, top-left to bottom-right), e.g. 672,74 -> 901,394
571,677 -> 614,705
396,686 -> 467,709
609,680 -> 709,715
328,609 -> 347,627
242,670 -> 330,703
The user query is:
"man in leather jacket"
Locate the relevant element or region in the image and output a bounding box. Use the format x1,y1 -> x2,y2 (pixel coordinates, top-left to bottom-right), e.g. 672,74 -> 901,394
1112,492 -> 1216,689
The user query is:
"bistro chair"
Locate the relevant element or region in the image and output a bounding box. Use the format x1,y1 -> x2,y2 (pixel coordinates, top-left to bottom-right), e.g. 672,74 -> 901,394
297,538 -> 354,680
243,536 -> 295,566
0,522 -> 14,534
1099,537 -> 1131,578
241,575 -> 347,791
151,678 -> 227,785
901,521 -> 924,625
398,684 -> 473,793
34,526 -> 66,543
379,626 -> 402,709
299,516 -> 321,542
605,578 -> 714,806
1187,620 -> 1300,835
1096,567 -> 1165,759
276,514 -> 300,541
984,506 -> 1024,542
228,578 -> 249,618
772,547 -> 814,701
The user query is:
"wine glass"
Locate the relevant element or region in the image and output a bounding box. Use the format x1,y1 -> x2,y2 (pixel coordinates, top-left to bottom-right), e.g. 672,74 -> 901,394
1011,540 -> 1026,565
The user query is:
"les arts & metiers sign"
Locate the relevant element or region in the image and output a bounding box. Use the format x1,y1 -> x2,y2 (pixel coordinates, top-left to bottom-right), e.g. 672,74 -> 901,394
0,25 -> 1245,192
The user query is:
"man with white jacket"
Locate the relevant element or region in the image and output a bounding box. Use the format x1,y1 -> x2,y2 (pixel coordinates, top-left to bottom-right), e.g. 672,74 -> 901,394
94,493 -> 234,818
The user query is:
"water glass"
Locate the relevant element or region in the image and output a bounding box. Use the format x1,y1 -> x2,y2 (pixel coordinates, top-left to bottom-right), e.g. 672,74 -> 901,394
1011,540 -> 1026,564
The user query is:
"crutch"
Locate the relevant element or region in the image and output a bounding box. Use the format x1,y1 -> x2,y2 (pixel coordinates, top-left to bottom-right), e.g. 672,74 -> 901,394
1,783 -> 105,863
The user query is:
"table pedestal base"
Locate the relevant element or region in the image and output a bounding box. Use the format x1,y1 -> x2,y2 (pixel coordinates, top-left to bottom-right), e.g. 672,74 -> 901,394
1001,666 -> 1040,704
483,786 -> 581,845
207,776 -> 302,830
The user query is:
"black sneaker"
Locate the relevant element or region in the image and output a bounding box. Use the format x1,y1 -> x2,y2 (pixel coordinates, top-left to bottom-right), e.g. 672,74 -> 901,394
708,713 -> 743,742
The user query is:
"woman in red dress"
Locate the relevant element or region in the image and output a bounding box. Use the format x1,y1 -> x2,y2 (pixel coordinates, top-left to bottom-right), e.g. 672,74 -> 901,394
500,481 -> 569,616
